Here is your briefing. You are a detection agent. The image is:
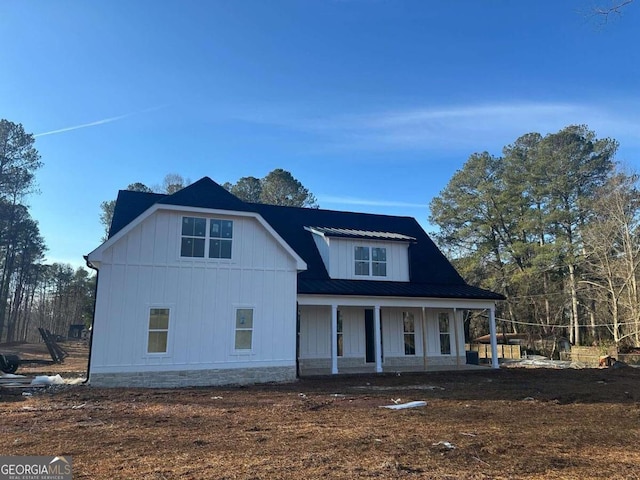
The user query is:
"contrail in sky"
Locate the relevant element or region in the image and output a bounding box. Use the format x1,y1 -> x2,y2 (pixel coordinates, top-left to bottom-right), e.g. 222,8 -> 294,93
34,105 -> 167,137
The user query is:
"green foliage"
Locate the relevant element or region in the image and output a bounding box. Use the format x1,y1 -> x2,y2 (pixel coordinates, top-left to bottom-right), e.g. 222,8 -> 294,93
99,180 -> 169,240
430,125 -> 620,345
0,119 -> 42,201
224,169 -> 318,208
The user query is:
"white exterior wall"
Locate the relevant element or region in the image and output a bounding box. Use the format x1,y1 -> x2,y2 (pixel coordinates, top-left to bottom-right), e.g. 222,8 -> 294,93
90,209 -> 299,376
298,305 -> 465,364
309,234 -> 410,281
381,307 -> 424,356
329,239 -> 409,281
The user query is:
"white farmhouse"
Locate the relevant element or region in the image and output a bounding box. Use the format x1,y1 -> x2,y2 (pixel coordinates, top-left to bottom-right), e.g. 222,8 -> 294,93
86,177 -> 503,387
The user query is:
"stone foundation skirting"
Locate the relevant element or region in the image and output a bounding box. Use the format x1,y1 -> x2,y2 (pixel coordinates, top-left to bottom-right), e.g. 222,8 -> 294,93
90,365 -> 297,388
299,355 -> 467,375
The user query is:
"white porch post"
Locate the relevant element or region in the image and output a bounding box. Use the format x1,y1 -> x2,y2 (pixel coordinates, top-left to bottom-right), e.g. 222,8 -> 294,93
453,308 -> 460,367
488,305 -> 500,369
331,304 -> 338,374
421,307 -> 428,370
374,305 -> 382,373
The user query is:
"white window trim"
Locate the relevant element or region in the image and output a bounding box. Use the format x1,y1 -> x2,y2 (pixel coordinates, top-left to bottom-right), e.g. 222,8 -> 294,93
231,305 -> 256,355
353,245 -> 387,278
144,305 -> 174,357
179,216 -> 234,262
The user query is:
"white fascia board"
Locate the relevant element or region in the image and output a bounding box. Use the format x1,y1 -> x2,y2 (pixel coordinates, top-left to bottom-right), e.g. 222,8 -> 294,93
296,294 -> 495,310
87,204 -> 307,271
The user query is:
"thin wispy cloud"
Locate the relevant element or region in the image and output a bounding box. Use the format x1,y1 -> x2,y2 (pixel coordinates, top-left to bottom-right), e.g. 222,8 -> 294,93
319,194 -> 429,209
34,105 -> 167,137
232,100 -> 640,154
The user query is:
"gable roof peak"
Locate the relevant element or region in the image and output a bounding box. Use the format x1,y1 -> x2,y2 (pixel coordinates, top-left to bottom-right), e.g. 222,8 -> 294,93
157,176 -> 252,212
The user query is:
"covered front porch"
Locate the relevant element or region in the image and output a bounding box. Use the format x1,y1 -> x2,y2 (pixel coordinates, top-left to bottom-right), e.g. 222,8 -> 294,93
297,295 -> 499,376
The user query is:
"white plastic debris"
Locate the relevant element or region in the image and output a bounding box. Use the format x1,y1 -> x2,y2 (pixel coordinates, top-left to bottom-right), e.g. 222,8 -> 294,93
31,374 -> 65,386
380,400 -> 427,410
433,441 -> 456,450
1,373 -> 26,378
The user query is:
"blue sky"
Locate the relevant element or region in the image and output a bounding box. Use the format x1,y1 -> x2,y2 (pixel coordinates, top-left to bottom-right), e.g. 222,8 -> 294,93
1,1 -> 639,267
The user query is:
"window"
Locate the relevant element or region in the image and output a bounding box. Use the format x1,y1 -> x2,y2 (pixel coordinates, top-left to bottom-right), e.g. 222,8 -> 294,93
181,217 -> 206,257
372,247 -> 387,276
354,247 -> 370,276
209,219 -> 233,259
148,308 -> 170,354
403,311 -> 416,355
235,308 -> 253,350
337,310 -> 343,357
438,312 -> 451,355
354,246 -> 387,277
181,216 -> 233,259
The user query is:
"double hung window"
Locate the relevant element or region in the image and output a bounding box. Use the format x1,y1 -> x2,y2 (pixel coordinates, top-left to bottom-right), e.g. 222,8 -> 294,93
181,216 -> 233,259
403,312 -> 416,355
337,310 -> 344,357
147,308 -> 170,354
235,308 -> 254,351
438,312 -> 451,355
354,246 -> 387,277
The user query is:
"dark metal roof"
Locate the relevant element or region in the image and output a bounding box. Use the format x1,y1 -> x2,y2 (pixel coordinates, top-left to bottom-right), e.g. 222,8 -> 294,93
298,279 -> 505,300
107,177 -> 505,301
306,226 -> 416,242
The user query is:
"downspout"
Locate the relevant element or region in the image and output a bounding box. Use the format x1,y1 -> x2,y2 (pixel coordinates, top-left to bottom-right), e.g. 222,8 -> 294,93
83,255 -> 99,385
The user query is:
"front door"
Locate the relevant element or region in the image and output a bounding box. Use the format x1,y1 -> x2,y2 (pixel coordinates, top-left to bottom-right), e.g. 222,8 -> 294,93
365,309 -> 375,363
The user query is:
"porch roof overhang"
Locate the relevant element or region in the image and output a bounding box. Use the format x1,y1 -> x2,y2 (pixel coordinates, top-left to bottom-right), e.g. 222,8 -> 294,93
297,279 -> 505,300
297,294 -> 498,309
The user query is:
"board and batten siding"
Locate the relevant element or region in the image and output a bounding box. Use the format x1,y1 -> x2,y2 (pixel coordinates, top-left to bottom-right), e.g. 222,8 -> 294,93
298,306 -> 464,361
90,209 -> 299,376
310,234 -> 410,281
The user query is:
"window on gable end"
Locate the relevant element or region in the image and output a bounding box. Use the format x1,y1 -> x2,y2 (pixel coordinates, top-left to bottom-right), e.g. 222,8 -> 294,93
180,216 -> 233,259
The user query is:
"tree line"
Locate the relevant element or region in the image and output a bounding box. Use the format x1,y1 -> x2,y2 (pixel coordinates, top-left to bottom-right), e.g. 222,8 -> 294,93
99,169 -> 318,239
430,124 -> 640,348
0,119 -> 94,343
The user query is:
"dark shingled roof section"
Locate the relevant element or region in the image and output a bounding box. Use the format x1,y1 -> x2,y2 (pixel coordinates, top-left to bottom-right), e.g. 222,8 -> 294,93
109,190 -> 165,238
157,177 -> 252,212
107,177 -> 505,301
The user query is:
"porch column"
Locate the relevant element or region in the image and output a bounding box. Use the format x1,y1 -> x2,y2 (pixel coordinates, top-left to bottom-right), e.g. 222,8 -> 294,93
331,304 -> 338,374
453,308 -> 460,367
488,305 -> 500,369
421,307 -> 428,370
374,305 -> 382,373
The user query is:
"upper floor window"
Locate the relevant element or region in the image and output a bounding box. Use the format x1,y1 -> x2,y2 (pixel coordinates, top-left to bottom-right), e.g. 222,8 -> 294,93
354,246 -> 387,277
181,217 -> 233,259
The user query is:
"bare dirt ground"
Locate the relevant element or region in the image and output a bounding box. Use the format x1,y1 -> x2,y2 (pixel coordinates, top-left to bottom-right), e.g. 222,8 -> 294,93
2,343 -> 640,479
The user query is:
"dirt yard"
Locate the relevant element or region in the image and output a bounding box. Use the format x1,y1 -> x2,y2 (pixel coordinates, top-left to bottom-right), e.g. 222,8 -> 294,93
2,343 -> 640,479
